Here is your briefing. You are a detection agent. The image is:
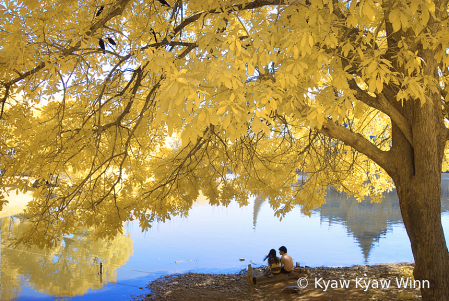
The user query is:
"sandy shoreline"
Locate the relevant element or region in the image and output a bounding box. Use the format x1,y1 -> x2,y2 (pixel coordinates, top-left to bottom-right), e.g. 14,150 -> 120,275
134,262 -> 421,300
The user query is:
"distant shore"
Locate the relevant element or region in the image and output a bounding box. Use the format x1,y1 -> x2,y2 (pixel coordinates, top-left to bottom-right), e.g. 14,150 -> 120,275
136,262 -> 421,301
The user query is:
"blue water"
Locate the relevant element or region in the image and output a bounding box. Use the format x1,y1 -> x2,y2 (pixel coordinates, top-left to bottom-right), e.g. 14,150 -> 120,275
2,179 -> 449,300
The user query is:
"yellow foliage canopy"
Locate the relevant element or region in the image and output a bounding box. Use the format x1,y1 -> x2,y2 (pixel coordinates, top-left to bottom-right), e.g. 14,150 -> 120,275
0,0 -> 448,248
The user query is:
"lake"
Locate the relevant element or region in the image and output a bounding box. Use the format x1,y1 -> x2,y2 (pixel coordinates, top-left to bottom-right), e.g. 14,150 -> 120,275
2,175 -> 449,300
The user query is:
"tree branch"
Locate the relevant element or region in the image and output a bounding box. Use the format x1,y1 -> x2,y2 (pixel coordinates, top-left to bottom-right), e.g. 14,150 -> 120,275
172,0 -> 288,37
317,118 -> 392,174
1,0 -> 133,90
347,79 -> 413,146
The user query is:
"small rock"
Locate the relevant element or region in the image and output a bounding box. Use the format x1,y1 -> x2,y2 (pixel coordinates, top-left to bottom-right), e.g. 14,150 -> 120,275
283,286 -> 301,294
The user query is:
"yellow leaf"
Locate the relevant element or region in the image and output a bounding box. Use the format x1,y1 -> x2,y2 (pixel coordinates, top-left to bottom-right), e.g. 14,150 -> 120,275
316,113 -> 325,129
293,46 -> 299,59
367,61 -> 377,74
167,119 -> 174,136
421,8 -> 430,26
368,77 -> 376,93
354,101 -> 367,119
342,42 -> 353,57
400,12 -> 409,29
223,113 -> 231,129
177,77 -> 188,84
231,106 -> 241,119
269,99 -> 277,111
262,122 -> 271,136
175,95 -> 184,106
344,98 -> 352,111
232,78 -> 241,89
224,78 -> 232,89
307,110 -> 317,121
410,0 -> 420,14
301,33 -> 308,48
169,82 -> 178,97
389,9 -> 401,32
217,106 -> 227,115
376,77 -> 383,92
347,15 -> 357,28
251,118 -> 262,133
181,129 -> 192,147
397,89 -> 407,101
363,3 -> 375,21
247,63 -> 255,75
425,0 -> 435,13
327,0 -> 333,13
198,111 -> 206,121
356,47 -> 365,59
236,40 -> 241,53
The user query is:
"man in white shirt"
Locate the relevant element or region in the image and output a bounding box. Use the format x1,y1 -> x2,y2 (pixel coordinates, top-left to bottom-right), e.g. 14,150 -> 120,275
279,246 -> 294,274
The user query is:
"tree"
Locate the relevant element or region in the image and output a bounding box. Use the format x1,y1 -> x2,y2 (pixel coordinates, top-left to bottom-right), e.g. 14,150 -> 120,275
1,0 -> 449,299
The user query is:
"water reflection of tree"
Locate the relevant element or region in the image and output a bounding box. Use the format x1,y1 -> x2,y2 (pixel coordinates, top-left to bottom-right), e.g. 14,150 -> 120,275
253,194 -> 265,230
252,177 -> 449,263
315,178 -> 449,263
1,216 -> 133,298
317,188 -> 402,263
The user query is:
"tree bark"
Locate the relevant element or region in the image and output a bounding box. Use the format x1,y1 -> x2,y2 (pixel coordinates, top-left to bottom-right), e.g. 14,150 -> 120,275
388,79 -> 449,299
395,174 -> 449,300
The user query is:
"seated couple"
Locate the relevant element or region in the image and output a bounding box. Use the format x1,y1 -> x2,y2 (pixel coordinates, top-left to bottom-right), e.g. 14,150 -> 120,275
263,246 -> 294,275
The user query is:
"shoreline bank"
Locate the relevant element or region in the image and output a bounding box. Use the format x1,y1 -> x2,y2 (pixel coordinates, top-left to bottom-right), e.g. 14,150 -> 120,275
135,262 -> 421,300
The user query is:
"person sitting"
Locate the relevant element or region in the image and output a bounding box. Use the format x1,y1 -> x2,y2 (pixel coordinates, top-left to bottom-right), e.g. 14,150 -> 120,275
263,249 -> 282,275
279,246 -> 294,274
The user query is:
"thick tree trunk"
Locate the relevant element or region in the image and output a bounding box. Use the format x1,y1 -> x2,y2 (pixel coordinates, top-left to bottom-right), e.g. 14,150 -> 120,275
389,92 -> 449,299
395,175 -> 449,300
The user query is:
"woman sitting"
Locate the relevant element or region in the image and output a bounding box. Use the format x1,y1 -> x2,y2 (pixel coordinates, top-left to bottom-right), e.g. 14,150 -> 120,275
263,249 -> 282,275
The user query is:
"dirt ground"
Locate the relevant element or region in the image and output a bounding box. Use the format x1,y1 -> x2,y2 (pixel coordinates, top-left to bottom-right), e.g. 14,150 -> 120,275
134,262 -> 422,301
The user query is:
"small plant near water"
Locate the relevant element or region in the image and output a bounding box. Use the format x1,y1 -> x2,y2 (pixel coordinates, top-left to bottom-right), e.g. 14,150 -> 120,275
396,291 -> 419,300
398,266 -> 414,280
397,266 -> 419,300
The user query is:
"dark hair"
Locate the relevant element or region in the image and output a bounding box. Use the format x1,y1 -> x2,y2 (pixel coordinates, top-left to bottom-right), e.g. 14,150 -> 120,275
279,246 -> 287,253
264,249 -> 277,262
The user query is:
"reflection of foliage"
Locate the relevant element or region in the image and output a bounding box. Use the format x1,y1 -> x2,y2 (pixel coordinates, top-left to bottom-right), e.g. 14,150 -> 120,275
1,216 -> 133,297
0,243 -> 24,301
